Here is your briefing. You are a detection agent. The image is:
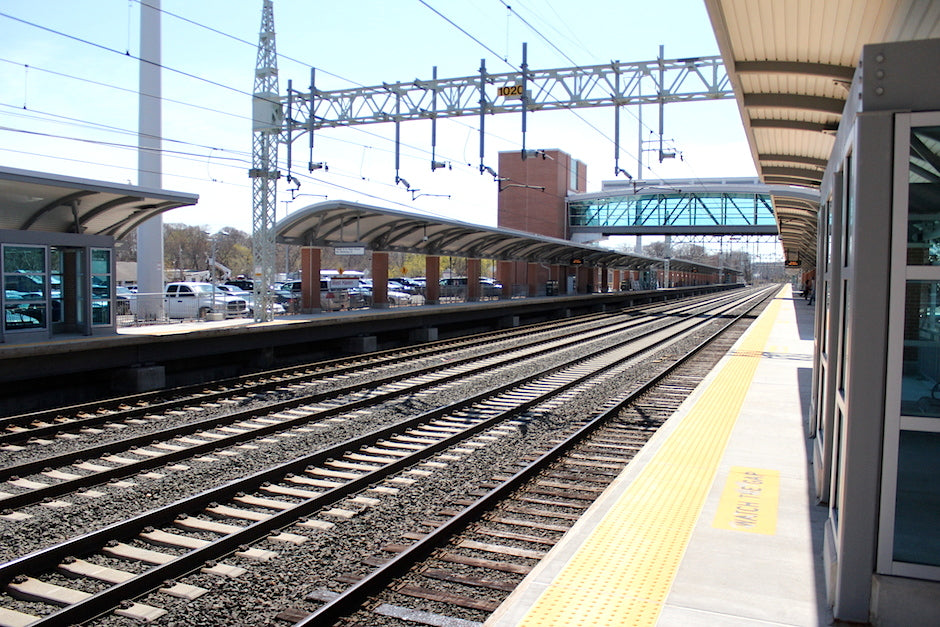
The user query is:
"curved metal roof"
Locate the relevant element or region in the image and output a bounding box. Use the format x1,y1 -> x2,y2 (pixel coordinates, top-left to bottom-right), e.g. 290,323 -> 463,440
704,0 -> 940,269
0,166 -> 198,239
275,200 -> 732,275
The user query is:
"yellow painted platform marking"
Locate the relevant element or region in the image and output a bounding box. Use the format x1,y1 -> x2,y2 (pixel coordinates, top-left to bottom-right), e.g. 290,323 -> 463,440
516,292 -> 784,627
712,466 -> 780,535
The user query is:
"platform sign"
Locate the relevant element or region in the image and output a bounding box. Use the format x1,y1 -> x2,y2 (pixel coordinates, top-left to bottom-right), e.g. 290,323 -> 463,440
330,278 -> 359,289
497,84 -> 525,99
334,245 -> 366,256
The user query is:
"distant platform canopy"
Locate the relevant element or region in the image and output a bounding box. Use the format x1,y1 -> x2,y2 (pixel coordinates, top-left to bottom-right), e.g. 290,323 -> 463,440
567,177 -> 819,238
0,166 -> 199,239
276,200 -> 734,276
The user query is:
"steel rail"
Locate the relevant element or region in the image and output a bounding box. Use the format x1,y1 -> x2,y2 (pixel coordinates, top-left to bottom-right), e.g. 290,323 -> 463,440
0,291 -> 726,442
0,309 -> 616,438
0,289 -> 729,435
0,292 -> 744,507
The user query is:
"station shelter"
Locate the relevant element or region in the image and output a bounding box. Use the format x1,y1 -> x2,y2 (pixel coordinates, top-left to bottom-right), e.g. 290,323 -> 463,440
0,166 -> 197,344
274,200 -> 736,312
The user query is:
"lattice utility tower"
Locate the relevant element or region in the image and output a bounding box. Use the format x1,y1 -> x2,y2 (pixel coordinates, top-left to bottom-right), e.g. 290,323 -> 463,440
249,0 -> 281,321
250,3 -> 734,314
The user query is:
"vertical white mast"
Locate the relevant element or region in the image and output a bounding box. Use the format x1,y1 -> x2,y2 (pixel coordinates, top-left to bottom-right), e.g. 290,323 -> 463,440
136,0 -> 164,320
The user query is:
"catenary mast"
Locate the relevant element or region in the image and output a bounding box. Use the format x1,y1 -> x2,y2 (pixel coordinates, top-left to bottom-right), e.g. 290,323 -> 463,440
249,0 -> 282,321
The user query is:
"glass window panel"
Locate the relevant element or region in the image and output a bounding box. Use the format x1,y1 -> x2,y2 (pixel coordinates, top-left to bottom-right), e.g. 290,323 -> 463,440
4,303 -> 45,331
3,246 -> 44,273
4,274 -> 45,298
92,275 -> 111,299
900,280 -> 940,417
838,279 -> 849,393
907,126 -> 940,265
91,301 -> 110,325
91,249 -> 110,274
893,431 -> 940,566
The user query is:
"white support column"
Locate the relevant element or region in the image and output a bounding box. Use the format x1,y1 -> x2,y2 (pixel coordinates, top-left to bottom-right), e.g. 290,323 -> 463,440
136,0 -> 164,321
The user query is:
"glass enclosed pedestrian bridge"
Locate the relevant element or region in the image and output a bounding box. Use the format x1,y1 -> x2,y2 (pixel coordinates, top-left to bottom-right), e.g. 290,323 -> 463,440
567,177 -> 819,238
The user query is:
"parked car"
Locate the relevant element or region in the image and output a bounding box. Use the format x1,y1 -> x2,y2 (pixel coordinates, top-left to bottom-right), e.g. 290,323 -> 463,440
276,279 -> 349,311
224,278 -> 254,291
216,284 -> 285,316
164,282 -> 249,319
439,277 -> 502,298
479,277 -> 503,297
357,279 -> 413,306
388,277 -> 422,295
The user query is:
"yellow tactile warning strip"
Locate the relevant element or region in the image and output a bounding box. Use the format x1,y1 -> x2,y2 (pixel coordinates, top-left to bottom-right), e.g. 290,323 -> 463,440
515,291 -> 784,627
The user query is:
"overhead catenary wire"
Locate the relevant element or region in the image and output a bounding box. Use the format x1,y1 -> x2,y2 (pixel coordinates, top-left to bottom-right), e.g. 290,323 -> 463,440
0,2 -> 715,237
0,7 -> 525,195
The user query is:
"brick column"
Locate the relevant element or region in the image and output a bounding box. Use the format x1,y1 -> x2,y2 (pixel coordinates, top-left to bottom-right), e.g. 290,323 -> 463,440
300,247 -> 321,313
527,262 -> 539,297
371,251 -> 389,308
467,258 -> 481,302
425,256 -> 440,305
498,260 -> 514,299
578,266 -> 591,293
601,266 -> 609,293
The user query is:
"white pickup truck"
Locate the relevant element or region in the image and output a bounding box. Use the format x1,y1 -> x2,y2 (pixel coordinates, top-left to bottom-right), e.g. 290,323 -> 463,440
164,282 -> 249,319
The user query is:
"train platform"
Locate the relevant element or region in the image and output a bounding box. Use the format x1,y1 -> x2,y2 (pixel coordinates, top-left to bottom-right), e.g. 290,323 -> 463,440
486,284 -> 831,626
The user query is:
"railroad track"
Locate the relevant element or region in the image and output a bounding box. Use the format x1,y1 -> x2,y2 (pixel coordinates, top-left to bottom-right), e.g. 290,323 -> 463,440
0,291 -> 731,446
0,286 -> 774,626
0,291 -> 750,515
282,287 -> 773,626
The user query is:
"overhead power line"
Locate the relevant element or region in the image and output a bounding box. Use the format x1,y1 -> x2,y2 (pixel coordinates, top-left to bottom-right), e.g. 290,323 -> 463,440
0,10 -> 255,101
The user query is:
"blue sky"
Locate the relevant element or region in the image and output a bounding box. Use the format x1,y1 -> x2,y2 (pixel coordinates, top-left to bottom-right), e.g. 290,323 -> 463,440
0,0 -> 755,233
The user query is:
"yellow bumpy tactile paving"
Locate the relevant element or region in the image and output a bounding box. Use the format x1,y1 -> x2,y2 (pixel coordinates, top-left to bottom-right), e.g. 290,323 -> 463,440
517,290 -> 784,627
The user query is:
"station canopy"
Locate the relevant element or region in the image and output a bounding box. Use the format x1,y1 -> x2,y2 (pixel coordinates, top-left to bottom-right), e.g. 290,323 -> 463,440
0,165 -> 198,239
276,200 -> 731,275
704,0 -> 940,269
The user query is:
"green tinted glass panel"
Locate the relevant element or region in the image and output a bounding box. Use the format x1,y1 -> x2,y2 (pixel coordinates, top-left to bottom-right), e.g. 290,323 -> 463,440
894,431 -> 940,566
4,274 -> 45,298
92,301 -> 111,325
92,275 -> 111,298
3,246 -> 44,272
907,126 -> 940,265
900,280 -> 940,417
4,303 -> 45,330
91,249 -> 110,274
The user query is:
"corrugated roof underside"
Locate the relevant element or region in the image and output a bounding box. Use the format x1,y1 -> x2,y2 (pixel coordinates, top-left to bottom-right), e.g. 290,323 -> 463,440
706,0 -> 940,268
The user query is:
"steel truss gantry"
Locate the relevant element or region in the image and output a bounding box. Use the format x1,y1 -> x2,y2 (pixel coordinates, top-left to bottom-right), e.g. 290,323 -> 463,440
281,51 -> 733,181
296,56 -> 730,127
